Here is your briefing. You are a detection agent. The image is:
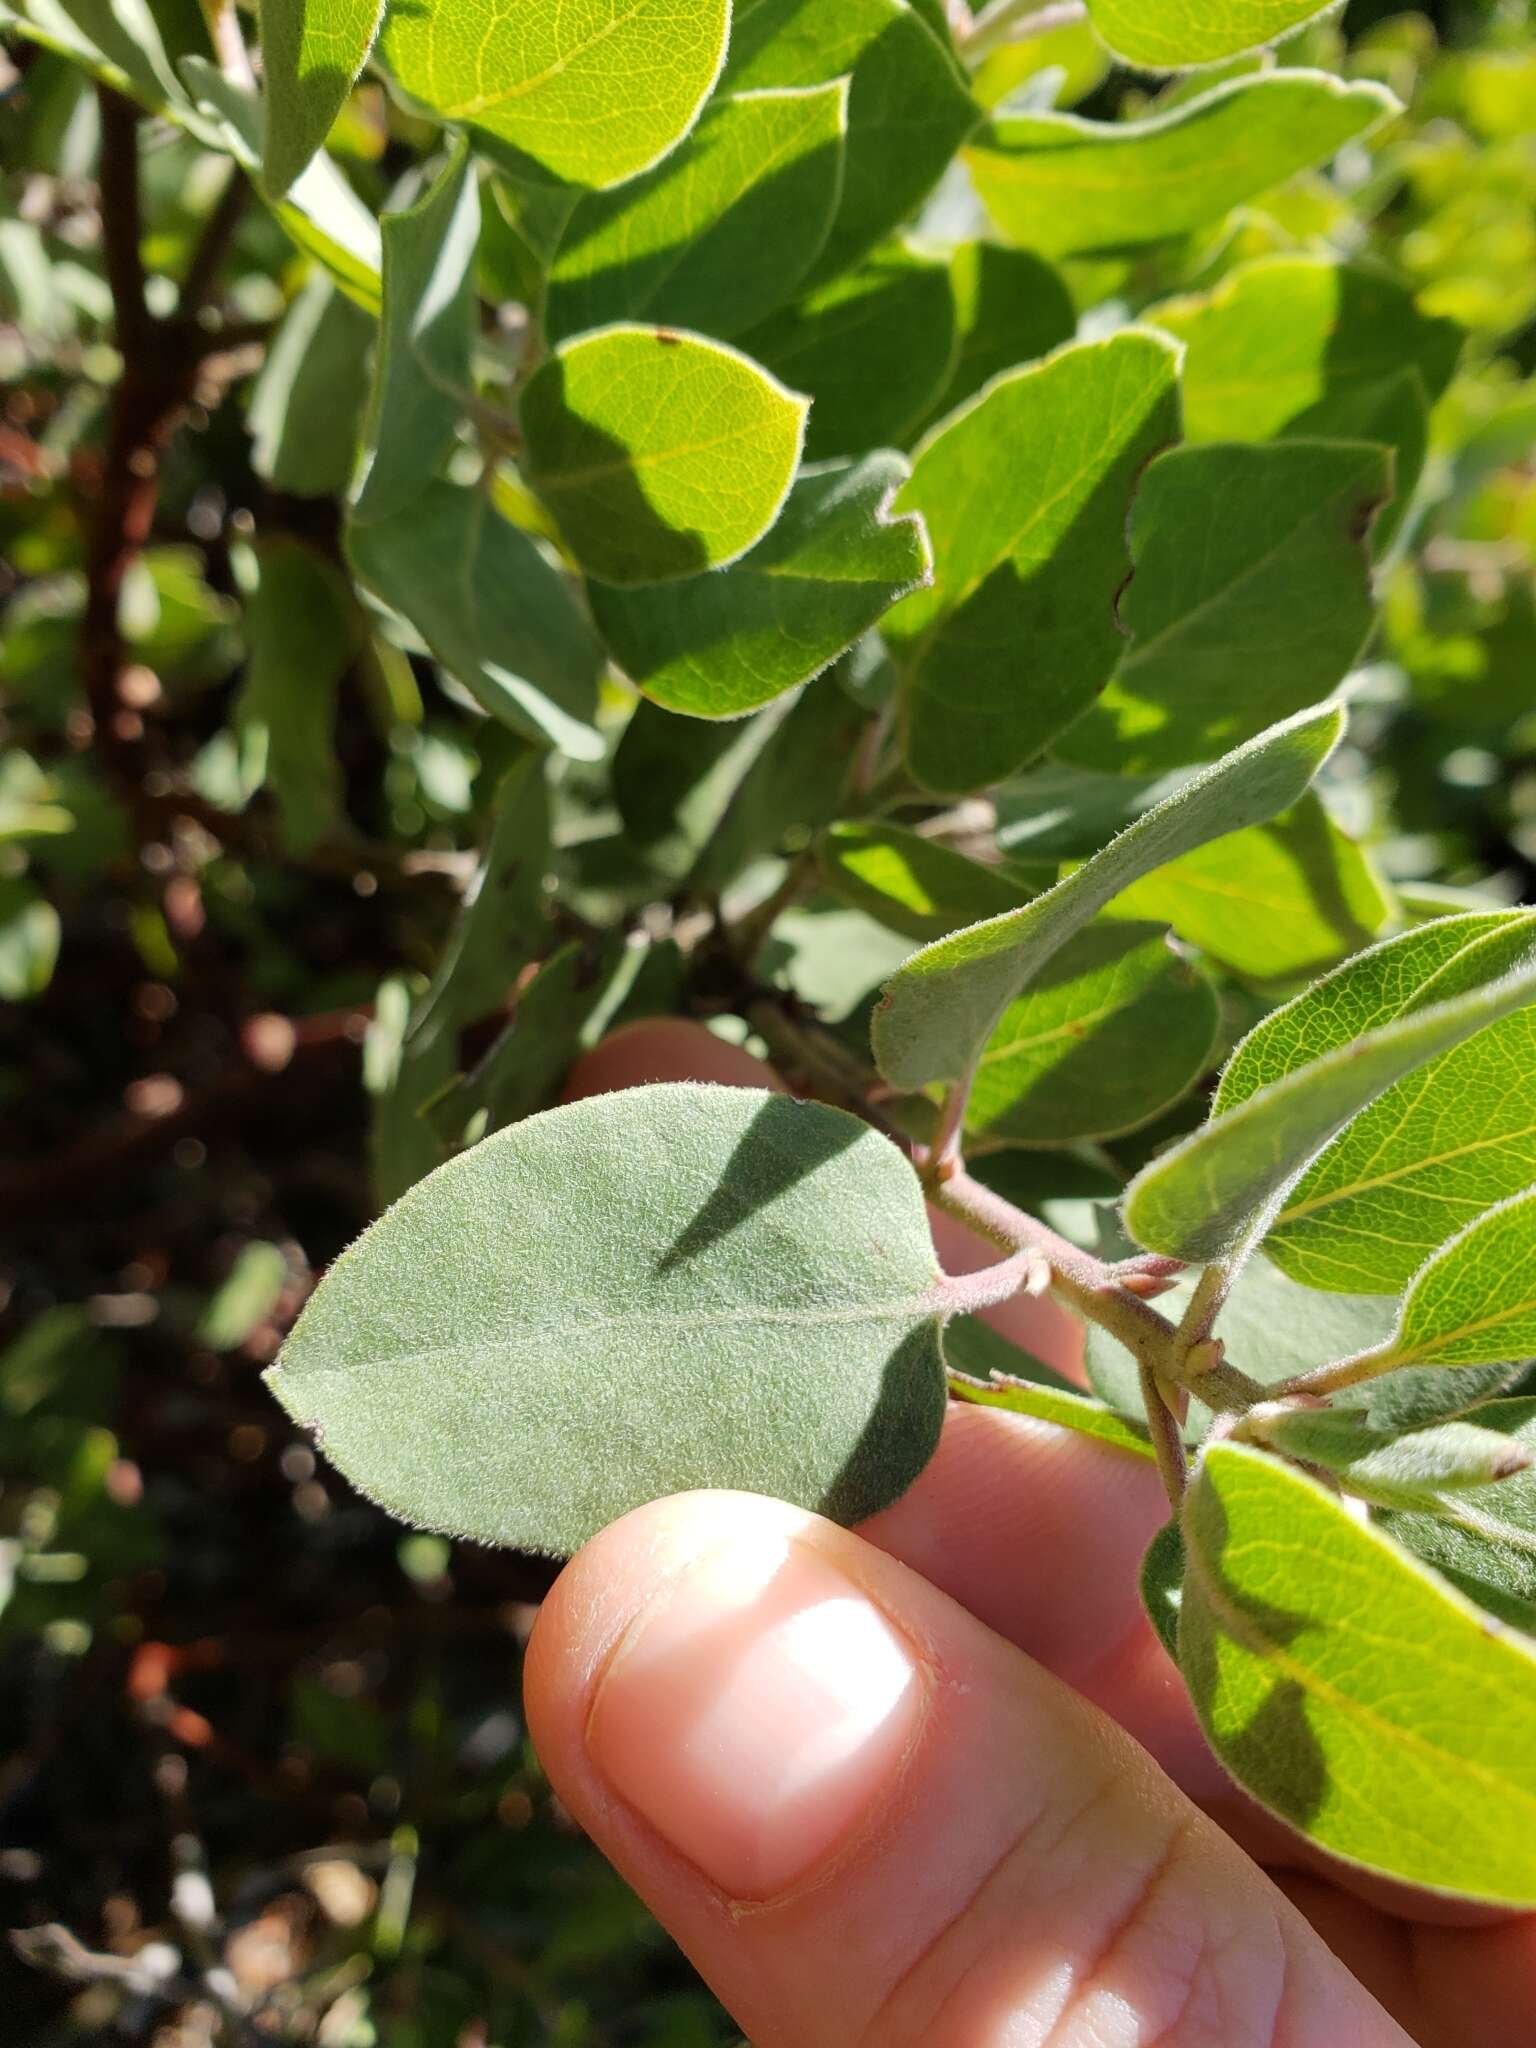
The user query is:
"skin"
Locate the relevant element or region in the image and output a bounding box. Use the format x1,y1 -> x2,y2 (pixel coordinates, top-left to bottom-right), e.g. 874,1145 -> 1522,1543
528,1019 -> 1536,2046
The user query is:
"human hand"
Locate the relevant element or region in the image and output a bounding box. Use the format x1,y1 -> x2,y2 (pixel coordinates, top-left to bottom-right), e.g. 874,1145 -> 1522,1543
526,1023 -> 1536,2047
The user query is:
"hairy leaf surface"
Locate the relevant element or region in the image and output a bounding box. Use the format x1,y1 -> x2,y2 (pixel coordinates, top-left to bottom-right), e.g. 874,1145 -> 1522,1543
259,0 -> 384,197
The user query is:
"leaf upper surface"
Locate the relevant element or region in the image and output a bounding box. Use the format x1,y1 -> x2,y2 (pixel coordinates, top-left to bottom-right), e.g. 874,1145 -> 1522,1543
269,1085 -> 948,1553
1088,0 -> 1341,68
1180,1441 -> 1536,1904
1057,439 -> 1392,774
589,453 -> 931,716
872,701 -> 1344,1092
383,0 -> 731,190
968,72 -> 1397,259
259,0 -> 384,197
544,85 -> 848,343
884,328 -> 1181,793
1355,1187 -> 1536,1373
521,326 -> 809,586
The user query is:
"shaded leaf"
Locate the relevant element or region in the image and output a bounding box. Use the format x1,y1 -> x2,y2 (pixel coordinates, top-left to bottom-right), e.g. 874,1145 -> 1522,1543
237,538 -> 353,852
966,920 -> 1218,1146
817,820 -> 1030,942
545,85 -> 848,344
993,765 -> 1193,865
742,244 -> 957,463
1249,1409 -> 1533,1508
1106,795 -> 1392,984
589,454 -> 931,717
521,326 -> 808,587
353,144 -> 479,527
348,481 -> 603,758
1180,1441 -> 1536,1904
872,701 -> 1344,1092
199,1243 -> 289,1350
884,328 -> 1181,793
968,72 -> 1396,259
1141,1520 -> 1184,1661
1057,440 -> 1392,774
1349,1189 -> 1536,1374
1382,1400 -> 1536,1636
914,240 -> 1076,433
0,880 -> 60,1001
383,0 -> 730,190
269,1085 -> 949,1553
259,0 -> 383,198
248,272 -> 374,497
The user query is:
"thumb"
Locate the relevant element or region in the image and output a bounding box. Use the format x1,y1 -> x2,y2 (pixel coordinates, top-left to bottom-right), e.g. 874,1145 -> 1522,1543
525,1490 -> 1408,2048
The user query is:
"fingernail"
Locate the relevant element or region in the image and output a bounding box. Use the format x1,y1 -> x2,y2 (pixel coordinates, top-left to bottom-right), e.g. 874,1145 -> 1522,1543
586,1527 -> 927,1900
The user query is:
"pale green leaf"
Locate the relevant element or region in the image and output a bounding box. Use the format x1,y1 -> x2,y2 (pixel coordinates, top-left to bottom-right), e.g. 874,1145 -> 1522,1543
179,57 -> 383,308
1382,1400 -> 1536,1635
236,539 -> 354,853
0,881 -> 61,1001
520,326 -> 808,587
724,0 -> 978,282
968,72 -> 1397,259
765,900 -> 915,1022
1056,441 -> 1392,774
1249,1409 -> 1533,1509
966,920 -> 1218,1146
871,701 -> 1344,1093
1122,923 -> 1536,1268
259,0 -> 383,198
545,85 -> 847,344
913,241 -> 1076,434
353,145 -> 479,527
1219,912 -> 1536,1290
1151,257 -> 1463,446
589,454 -> 931,717
0,0 -> 222,142
1180,1441 -> 1536,1904
248,273 -> 374,498
884,328 -> 1181,793
1087,0 -> 1342,68
1106,796 -> 1392,984
199,1243 -> 289,1350
817,820 -> 1030,942
1348,1189 -> 1536,1375
269,1085 -> 949,1553
348,480 -> 603,757
383,0 -> 730,190
951,1371 -> 1154,1462
742,244 -> 958,463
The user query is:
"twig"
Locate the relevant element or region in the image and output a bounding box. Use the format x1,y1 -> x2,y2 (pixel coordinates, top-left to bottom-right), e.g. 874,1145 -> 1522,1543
962,0 -> 1088,64
1139,1362 -> 1189,1511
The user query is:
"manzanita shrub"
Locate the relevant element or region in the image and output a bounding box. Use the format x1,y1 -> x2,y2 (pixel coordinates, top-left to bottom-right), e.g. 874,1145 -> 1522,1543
11,0 -> 1536,1918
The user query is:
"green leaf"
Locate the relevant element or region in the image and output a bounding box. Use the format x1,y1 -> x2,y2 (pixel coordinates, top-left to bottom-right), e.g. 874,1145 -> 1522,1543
0,879 -> 61,1001
993,765 -> 1192,865
1141,1521 -> 1184,1661
1056,441 -> 1393,774
589,454 -> 931,717
0,0 -> 220,142
968,72 -> 1397,259
1106,796 -> 1392,984
817,820 -> 1030,943
353,145 -> 479,527
259,0 -> 383,198
248,272 -> 374,498
382,0 -> 730,190
872,700 -> 1344,1093
940,1313 -> 1074,1391
268,1085 -> 949,1553
1152,257 -> 1463,446
198,1242 -> 289,1350
1219,912 -> 1536,1290
951,1371 -> 1154,1462
966,920 -> 1218,1146
520,326 -> 808,587
347,480 -> 603,758
723,0 -> 978,283
1381,1400 -> 1536,1636
741,244 -> 957,464
236,538 -> 354,853
1122,921 -> 1536,1269
1247,1409 -> 1533,1509
1180,1440 -> 1536,1905
545,85 -> 848,345
1087,0 -> 1341,68
1346,1189 -> 1536,1375
178,57 -> 382,308
883,329 -> 1181,793
913,241 -> 1076,434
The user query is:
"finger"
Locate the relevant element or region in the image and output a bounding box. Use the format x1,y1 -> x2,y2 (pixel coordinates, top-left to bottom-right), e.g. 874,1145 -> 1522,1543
562,1018 -> 1086,1378
526,1490 -> 1409,2048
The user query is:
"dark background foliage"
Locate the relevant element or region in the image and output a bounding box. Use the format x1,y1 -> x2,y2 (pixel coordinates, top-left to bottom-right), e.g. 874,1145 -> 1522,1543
1,0 -> 1532,2039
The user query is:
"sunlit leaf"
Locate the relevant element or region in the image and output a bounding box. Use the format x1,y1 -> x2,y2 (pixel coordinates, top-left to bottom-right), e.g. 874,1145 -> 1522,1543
259,0 -> 383,197
1088,0 -> 1342,68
